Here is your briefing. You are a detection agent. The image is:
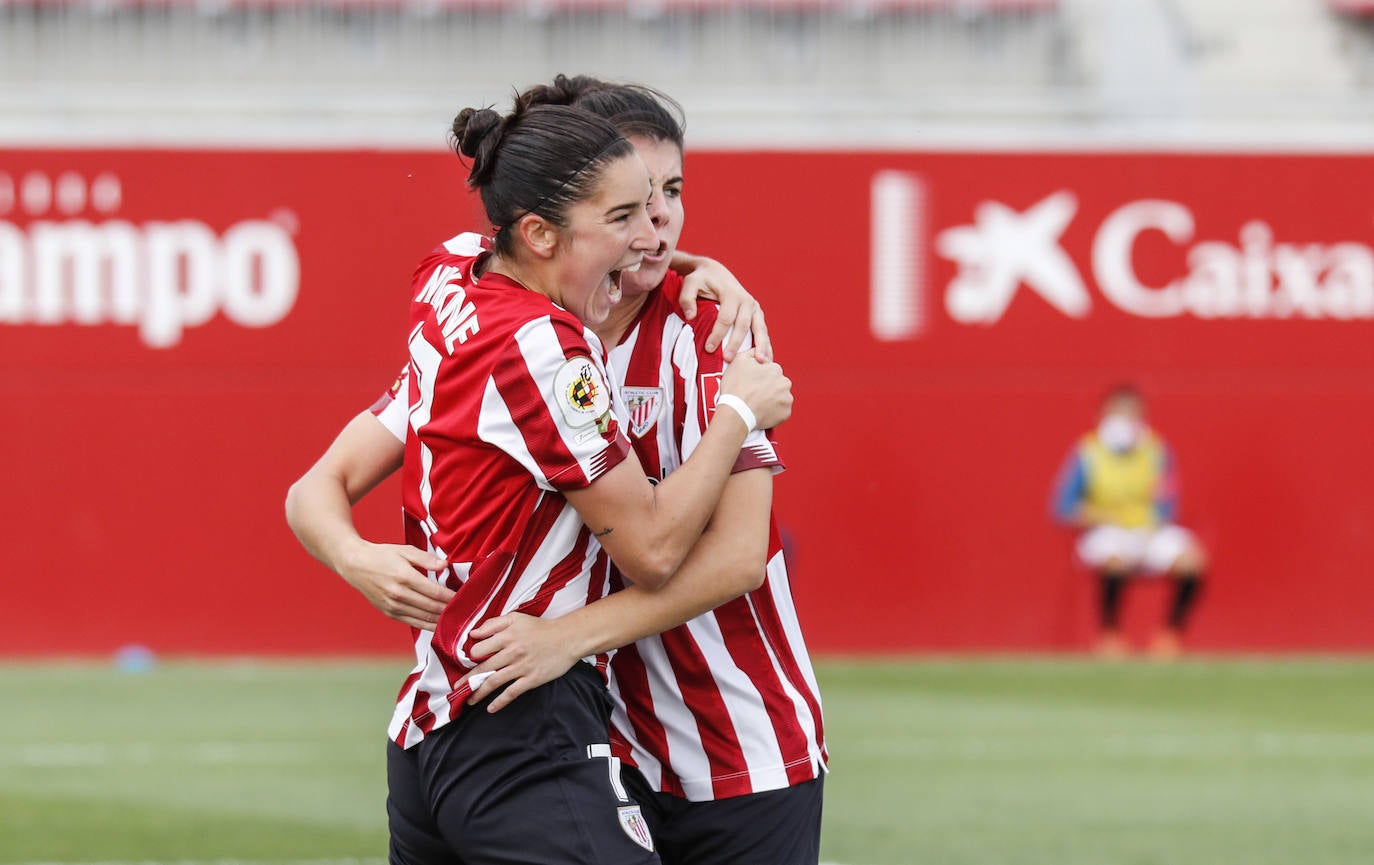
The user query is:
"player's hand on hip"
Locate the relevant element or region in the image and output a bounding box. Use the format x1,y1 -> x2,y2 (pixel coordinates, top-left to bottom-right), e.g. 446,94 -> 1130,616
337,540 -> 453,631
462,613 -> 582,713
720,348 -> 793,430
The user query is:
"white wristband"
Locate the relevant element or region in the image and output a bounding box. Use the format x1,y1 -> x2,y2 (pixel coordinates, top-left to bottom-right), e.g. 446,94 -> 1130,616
715,393 -> 758,434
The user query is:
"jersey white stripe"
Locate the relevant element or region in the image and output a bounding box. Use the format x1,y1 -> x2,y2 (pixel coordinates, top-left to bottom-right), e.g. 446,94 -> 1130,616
477,377 -> 552,489
761,551 -> 826,737
441,231 -> 487,256
373,365 -> 409,443
408,329 -> 443,527
652,319 -> 684,474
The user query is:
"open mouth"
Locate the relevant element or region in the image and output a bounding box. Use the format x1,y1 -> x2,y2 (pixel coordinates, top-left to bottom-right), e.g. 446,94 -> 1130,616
606,260 -> 642,303
642,241 -> 669,262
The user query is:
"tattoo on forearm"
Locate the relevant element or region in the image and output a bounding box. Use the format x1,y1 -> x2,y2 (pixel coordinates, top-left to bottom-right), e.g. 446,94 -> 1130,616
594,527 -> 613,538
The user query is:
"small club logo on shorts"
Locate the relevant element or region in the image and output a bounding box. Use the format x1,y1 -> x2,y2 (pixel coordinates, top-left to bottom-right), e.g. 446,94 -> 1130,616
617,805 -> 654,852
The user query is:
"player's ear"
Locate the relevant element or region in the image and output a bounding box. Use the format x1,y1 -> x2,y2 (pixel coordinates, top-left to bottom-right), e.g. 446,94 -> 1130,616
516,213 -> 559,260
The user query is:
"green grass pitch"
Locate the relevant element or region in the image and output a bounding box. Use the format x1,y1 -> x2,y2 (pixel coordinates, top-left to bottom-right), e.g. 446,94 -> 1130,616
2,658 -> 1373,864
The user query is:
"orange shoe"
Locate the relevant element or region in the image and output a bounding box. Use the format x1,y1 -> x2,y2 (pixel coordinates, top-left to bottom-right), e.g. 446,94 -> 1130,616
1149,629 -> 1183,660
1096,630 -> 1128,659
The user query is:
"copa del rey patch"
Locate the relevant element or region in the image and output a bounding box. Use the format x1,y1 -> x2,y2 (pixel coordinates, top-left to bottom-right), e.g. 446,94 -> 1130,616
617,805 -> 654,852
622,387 -> 663,439
554,358 -> 612,434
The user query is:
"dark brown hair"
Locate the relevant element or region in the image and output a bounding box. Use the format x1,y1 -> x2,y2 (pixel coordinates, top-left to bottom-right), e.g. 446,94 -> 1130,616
518,74 -> 685,152
1102,382 -> 1145,408
450,102 -> 633,255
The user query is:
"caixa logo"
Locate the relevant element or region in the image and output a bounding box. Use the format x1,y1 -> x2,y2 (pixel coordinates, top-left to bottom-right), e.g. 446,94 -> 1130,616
869,170 -> 1374,340
0,170 -> 299,348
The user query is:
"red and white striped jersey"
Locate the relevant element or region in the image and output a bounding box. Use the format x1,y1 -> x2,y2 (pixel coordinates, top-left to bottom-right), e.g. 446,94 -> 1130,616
604,273 -> 828,802
384,232 -> 632,749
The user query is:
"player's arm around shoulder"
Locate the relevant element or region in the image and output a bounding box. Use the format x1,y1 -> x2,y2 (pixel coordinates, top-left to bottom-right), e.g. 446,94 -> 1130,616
285,410 -> 405,557
464,466 -> 773,713
565,346 -> 790,588
653,465 -> 773,600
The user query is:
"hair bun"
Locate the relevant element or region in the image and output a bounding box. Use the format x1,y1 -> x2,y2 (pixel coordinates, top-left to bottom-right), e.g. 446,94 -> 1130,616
451,107 -> 510,185
518,74 -> 607,112
452,107 -> 503,159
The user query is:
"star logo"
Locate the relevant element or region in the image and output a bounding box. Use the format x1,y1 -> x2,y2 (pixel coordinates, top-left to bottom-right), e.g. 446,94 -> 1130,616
936,190 -> 1092,324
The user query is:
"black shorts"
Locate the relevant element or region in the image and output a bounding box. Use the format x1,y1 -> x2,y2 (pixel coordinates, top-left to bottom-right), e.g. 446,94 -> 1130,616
620,764 -> 825,865
386,661 -> 661,865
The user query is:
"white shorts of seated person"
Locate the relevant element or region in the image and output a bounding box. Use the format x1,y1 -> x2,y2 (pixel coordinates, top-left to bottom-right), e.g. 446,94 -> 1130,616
1077,524 -> 1198,575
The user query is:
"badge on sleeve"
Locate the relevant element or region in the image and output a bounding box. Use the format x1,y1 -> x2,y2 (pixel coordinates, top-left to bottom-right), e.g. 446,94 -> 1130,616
555,358 -> 613,433
622,387 -> 663,439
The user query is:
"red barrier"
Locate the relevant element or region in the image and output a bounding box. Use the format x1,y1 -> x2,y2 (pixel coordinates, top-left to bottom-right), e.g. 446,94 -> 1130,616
3,148 -> 1373,655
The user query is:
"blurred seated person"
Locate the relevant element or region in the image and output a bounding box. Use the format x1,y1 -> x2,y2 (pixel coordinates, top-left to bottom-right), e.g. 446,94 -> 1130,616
1051,384 -> 1206,659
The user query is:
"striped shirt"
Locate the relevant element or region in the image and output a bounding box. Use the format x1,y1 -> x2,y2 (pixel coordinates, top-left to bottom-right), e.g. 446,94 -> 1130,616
370,251 -> 827,791
604,274 -> 828,802
383,233 -> 631,749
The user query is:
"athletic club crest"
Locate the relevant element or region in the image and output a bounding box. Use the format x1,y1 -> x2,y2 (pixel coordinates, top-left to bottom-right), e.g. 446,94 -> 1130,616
622,387 -> 664,439
617,805 -> 654,852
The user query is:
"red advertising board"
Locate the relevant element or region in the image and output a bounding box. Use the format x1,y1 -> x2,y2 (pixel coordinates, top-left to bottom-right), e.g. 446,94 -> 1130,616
3,148 -> 1373,655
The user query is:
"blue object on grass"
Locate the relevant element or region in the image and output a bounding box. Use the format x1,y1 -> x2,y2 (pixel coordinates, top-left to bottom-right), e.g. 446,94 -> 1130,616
114,644 -> 158,674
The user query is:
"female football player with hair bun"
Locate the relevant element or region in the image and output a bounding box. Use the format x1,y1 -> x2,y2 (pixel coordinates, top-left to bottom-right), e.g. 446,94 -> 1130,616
299,96 -> 791,865
287,77 -> 822,865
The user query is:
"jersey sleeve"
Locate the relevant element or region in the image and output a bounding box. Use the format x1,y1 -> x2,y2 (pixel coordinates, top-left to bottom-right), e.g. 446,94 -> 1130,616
1155,442 -> 1179,523
1050,445 -> 1087,525
368,363 -> 410,443
675,300 -> 784,475
481,314 -> 632,492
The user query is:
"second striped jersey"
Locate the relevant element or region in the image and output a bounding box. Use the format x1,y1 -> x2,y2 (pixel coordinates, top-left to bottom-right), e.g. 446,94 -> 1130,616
604,274 -> 828,802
